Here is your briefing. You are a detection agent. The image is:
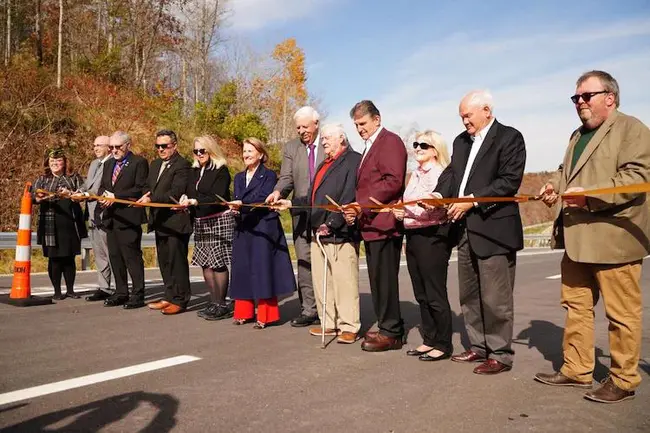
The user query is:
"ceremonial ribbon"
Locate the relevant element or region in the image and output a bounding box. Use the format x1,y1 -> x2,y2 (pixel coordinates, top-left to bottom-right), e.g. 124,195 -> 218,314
35,182 -> 650,212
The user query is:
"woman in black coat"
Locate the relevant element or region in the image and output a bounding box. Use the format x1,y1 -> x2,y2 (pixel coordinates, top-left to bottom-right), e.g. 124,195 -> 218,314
180,136 -> 234,321
33,149 -> 87,300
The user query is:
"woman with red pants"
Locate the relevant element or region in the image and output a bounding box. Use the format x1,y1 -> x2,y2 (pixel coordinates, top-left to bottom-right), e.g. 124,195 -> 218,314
228,138 -> 296,328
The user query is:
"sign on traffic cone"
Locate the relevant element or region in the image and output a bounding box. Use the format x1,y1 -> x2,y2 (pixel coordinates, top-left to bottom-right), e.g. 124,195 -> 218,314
7,182 -> 52,306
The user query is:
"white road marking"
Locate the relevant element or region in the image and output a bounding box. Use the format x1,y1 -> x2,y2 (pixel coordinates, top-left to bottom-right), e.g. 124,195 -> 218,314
0,355 -> 201,406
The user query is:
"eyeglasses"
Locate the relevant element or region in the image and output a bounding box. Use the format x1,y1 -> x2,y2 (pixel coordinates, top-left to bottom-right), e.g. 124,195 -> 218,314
570,91 -> 608,104
108,145 -> 123,150
155,143 -> 172,150
193,148 -> 207,156
413,142 -> 434,150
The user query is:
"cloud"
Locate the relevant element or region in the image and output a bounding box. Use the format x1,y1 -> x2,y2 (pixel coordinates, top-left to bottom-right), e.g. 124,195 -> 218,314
328,17 -> 650,173
228,0 -> 336,31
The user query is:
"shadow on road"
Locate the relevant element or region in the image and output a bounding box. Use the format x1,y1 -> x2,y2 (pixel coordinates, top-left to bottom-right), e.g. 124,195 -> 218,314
2,391 -> 179,433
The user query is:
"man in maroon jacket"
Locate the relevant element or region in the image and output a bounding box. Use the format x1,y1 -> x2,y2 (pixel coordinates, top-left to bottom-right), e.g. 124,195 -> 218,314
344,100 -> 407,352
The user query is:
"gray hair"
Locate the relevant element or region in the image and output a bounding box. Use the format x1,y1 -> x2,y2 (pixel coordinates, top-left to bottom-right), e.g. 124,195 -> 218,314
293,106 -> 320,123
577,70 -> 620,107
321,123 -> 348,146
111,131 -> 132,146
463,90 -> 494,110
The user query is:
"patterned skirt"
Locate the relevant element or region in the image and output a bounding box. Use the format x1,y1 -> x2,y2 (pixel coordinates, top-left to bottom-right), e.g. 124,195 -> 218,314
191,211 -> 235,269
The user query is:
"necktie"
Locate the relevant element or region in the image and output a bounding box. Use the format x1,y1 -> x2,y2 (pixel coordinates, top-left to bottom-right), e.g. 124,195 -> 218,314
308,144 -> 315,182
157,161 -> 167,182
112,161 -> 123,185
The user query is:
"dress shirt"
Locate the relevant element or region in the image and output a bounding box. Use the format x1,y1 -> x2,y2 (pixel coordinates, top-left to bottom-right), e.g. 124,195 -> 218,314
360,126 -> 384,164
457,118 -> 495,198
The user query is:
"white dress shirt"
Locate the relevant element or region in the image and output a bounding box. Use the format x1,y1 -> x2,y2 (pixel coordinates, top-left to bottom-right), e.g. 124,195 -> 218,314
457,118 -> 495,198
360,126 -> 384,164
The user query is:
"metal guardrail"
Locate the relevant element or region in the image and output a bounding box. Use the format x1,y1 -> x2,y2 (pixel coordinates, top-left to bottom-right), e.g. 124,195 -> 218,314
0,231 -> 551,270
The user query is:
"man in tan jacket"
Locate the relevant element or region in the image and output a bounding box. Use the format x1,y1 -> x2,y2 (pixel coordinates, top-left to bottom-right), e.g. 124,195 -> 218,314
534,70 -> 650,403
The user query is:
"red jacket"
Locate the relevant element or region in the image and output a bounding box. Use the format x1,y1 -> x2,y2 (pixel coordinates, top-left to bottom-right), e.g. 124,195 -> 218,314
356,128 -> 407,241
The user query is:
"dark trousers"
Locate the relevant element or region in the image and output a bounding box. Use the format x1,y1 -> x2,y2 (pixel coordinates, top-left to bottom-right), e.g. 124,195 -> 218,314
156,232 -> 191,308
365,236 -> 404,338
457,227 -> 516,365
405,226 -> 453,353
107,226 -> 145,301
48,256 -> 76,295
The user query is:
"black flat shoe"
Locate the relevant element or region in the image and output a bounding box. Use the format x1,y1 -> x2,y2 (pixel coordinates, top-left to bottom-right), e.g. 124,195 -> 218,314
419,351 -> 452,362
290,314 -> 319,327
66,292 -> 81,299
52,294 -> 67,301
86,290 -> 111,302
104,296 -> 128,307
406,348 -> 433,357
123,300 -> 145,309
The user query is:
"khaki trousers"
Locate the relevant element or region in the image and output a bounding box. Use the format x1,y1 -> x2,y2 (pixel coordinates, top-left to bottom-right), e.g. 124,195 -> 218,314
560,254 -> 643,390
310,241 -> 361,334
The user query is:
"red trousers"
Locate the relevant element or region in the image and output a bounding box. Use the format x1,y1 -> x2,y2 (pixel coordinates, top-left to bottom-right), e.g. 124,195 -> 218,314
233,297 -> 279,324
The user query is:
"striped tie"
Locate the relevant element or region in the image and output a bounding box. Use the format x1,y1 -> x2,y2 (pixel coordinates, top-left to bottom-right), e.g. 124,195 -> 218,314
112,161 -> 123,185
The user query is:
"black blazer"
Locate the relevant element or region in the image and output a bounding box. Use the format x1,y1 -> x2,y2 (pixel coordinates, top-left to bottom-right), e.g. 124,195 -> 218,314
294,147 -> 361,244
146,152 -> 192,236
97,153 -> 149,229
187,164 -> 231,218
435,120 -> 526,257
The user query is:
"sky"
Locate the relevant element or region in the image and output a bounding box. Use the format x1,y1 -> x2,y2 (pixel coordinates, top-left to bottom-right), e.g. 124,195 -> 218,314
225,0 -> 650,173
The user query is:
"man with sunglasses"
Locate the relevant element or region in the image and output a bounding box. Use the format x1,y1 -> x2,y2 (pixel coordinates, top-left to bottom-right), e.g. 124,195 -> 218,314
535,70 -> 650,403
97,131 -> 149,309
139,130 -> 193,315
433,90 -> 526,375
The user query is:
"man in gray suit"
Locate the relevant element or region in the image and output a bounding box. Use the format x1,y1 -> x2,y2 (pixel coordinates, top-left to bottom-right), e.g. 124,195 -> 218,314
266,106 -> 325,326
82,136 -> 115,301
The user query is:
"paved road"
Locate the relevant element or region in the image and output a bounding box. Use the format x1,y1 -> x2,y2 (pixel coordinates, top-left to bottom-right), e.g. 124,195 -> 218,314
0,249 -> 648,432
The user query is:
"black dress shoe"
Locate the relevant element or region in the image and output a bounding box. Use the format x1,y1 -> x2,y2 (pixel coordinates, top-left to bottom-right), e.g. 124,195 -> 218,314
86,290 -> 112,302
123,300 -> 145,309
290,314 -> 319,328
406,348 -> 433,357
66,292 -> 81,299
204,304 -> 234,321
197,303 -> 217,318
419,351 -> 452,362
104,296 -> 128,307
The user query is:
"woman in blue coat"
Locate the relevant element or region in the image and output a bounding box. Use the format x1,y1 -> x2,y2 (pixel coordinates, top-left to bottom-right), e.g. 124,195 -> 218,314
229,137 -> 296,328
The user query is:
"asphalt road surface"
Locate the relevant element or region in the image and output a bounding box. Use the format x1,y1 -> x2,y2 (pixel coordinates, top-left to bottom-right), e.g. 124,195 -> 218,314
0,249 -> 648,433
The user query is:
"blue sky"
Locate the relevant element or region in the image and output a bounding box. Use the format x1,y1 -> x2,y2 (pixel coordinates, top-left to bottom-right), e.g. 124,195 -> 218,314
227,0 -> 650,172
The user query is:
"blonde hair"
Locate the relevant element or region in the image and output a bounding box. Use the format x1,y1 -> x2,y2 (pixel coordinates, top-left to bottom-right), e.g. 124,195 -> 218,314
242,137 -> 269,164
192,136 -> 227,169
415,130 -> 450,169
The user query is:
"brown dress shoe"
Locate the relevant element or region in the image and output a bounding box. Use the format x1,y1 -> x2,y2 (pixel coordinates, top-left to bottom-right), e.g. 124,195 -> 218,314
361,334 -> 403,352
309,327 -> 339,336
364,331 -> 379,340
161,304 -> 185,315
584,378 -> 635,403
337,332 -> 357,344
473,359 -> 512,375
451,350 -> 487,363
534,372 -> 592,389
148,300 -> 170,310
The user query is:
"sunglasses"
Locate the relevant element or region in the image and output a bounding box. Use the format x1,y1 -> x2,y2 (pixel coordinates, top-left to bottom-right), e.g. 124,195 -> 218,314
155,143 -> 172,150
570,91 -> 608,104
193,148 -> 207,156
108,145 -> 123,150
413,142 -> 434,150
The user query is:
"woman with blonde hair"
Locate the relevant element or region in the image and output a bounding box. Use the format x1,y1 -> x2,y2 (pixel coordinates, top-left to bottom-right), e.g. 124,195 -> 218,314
228,137 -> 296,329
392,130 -> 455,361
180,135 -> 234,321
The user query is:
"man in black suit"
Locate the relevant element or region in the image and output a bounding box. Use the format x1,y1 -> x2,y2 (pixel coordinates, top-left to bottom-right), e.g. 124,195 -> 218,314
139,130 -> 192,315
435,90 -> 526,374
98,131 -> 149,309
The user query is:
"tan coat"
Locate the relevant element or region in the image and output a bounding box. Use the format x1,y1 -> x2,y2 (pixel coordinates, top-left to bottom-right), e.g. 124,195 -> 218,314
549,110 -> 650,264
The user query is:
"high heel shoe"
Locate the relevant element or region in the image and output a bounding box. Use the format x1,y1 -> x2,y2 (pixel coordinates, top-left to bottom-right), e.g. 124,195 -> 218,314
253,321 -> 266,329
233,318 -> 252,326
406,347 -> 433,357
66,292 -> 81,299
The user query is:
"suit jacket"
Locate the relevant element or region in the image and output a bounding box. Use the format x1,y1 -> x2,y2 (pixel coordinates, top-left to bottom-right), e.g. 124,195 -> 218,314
356,128 -> 407,241
98,153 -> 149,229
146,152 -> 192,236
549,110 -> 650,263
186,164 -> 231,219
435,120 -> 526,257
83,156 -> 113,227
275,137 -> 326,237
293,147 -> 361,243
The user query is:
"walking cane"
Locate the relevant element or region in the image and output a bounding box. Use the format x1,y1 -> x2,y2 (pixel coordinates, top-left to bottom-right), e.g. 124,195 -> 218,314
315,232 -> 328,349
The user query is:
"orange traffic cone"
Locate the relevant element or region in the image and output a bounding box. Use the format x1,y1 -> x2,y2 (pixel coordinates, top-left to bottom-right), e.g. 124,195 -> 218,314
7,182 -> 52,306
